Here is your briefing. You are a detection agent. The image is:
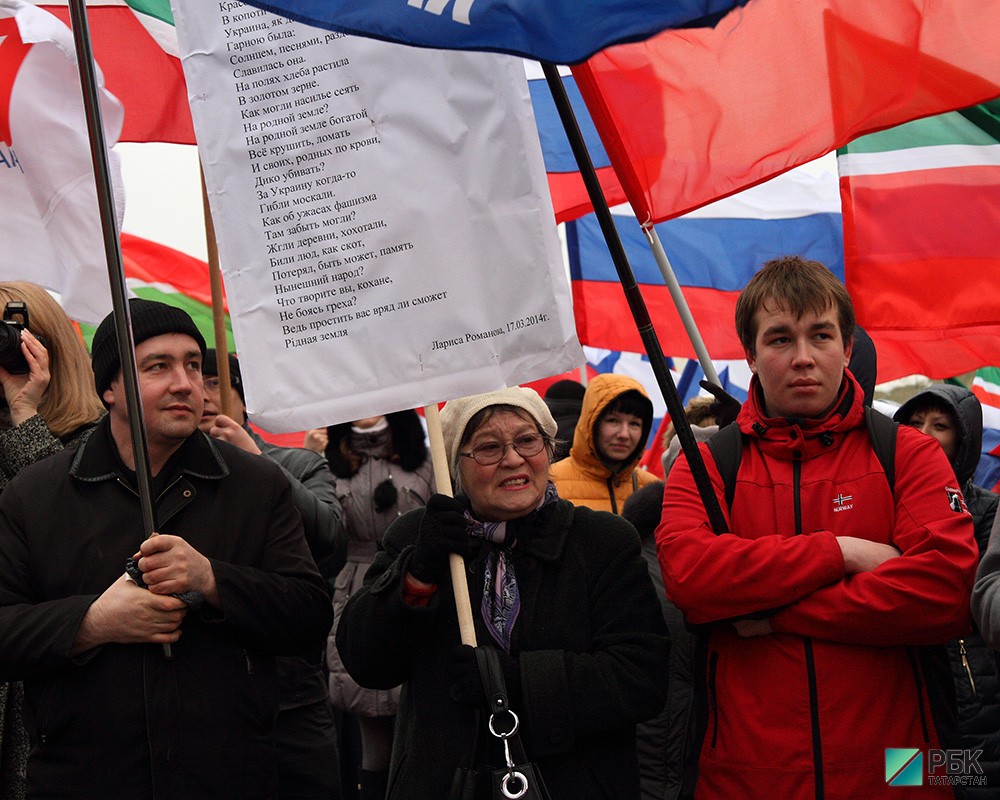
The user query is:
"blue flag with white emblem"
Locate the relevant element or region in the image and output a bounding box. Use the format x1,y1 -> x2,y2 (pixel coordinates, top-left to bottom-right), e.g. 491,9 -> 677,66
233,0 -> 747,64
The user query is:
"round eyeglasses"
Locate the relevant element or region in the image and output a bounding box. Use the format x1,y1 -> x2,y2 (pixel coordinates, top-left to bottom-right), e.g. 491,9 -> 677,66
460,433 -> 549,466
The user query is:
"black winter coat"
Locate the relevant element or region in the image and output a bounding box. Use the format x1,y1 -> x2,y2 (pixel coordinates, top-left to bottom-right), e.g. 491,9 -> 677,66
337,497 -> 670,800
0,419 -> 332,800
896,384 -> 1000,797
953,481 -> 1000,799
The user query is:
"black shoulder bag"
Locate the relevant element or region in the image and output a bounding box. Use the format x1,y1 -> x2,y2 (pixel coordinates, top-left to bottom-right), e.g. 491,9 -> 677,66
448,646 -> 553,800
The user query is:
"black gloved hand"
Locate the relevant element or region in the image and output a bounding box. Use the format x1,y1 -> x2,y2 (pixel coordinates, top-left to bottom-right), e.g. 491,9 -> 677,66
699,379 -> 742,428
447,644 -> 520,711
408,494 -> 475,585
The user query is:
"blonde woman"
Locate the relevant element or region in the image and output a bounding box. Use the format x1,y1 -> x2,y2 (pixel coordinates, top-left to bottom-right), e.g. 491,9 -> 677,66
0,281 -> 104,491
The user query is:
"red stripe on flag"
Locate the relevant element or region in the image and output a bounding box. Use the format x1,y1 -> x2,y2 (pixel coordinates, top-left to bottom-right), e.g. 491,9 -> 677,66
868,326 -> 1000,383
572,281 -> 743,358
841,172 -> 1000,260
0,17 -> 32,147
45,5 -> 194,144
847,251 -> 1000,328
973,385 -> 1000,411
121,233 -> 222,308
547,166 -> 626,224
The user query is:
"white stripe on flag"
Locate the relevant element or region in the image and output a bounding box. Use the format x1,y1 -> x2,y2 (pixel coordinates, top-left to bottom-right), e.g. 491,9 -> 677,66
610,160 -> 840,220
837,144 -> 1000,177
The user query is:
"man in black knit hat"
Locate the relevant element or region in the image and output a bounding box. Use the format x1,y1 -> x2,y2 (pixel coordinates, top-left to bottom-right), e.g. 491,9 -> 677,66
0,298 -> 332,799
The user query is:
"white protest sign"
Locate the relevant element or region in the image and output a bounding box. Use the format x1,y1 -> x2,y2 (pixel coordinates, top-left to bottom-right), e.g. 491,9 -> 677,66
171,0 -> 582,431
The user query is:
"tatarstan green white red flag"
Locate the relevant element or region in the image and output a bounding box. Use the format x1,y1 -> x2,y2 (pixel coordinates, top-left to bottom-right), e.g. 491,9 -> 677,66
115,232 -> 233,347
971,367 -> 1000,492
838,101 -> 1000,382
77,234 -> 231,344
0,0 -> 124,323
36,0 -> 193,142
973,368 -> 1000,418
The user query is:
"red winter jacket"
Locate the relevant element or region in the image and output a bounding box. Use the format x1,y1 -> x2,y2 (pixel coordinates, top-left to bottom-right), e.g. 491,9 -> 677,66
657,374 -> 978,800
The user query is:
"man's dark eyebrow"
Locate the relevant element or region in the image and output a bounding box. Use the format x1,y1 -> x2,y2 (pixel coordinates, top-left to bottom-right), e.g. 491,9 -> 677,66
760,322 -> 792,338
761,319 -> 837,338
808,320 -> 838,332
138,351 -> 202,366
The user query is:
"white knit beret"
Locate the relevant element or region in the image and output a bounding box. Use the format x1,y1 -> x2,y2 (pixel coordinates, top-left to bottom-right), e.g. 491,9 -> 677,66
439,386 -> 557,473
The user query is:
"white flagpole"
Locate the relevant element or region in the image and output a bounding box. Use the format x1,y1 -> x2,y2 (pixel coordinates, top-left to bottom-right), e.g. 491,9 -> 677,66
642,226 -> 721,386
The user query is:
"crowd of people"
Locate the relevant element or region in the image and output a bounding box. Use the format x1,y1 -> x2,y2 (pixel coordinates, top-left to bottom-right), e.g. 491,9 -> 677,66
0,257 -> 999,800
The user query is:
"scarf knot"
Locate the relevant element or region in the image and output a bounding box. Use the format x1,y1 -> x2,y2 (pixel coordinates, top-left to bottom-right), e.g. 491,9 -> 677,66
463,482 -> 559,651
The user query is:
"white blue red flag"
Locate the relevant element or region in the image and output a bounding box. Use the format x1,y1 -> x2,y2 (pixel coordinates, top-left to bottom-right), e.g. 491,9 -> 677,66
567,162 -> 843,360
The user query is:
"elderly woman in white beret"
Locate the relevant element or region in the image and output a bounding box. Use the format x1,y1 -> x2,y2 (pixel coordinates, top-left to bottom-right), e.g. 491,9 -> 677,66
337,386 -> 669,800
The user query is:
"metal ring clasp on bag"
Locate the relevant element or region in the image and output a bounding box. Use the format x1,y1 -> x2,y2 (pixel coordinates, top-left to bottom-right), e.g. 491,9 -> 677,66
488,710 -> 528,799
488,709 -> 519,739
501,770 -> 528,799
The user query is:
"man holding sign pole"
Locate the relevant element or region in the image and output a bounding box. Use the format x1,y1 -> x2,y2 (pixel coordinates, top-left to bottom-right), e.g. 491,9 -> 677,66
0,300 -> 332,799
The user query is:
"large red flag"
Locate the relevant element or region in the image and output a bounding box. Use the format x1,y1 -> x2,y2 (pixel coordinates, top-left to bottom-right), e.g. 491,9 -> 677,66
572,0 -> 1000,225
839,101 -> 1000,381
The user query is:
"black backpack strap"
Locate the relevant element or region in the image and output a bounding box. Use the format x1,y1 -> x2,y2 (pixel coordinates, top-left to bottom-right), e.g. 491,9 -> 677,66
705,422 -> 743,512
864,406 -> 898,495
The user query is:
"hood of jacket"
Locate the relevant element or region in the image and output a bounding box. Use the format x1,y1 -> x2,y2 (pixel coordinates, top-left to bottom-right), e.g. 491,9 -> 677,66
568,373 -> 654,478
893,383 -> 982,486
737,370 -> 865,460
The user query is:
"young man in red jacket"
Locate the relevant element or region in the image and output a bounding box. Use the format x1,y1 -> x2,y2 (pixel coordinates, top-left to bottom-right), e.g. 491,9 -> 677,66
658,256 -> 978,800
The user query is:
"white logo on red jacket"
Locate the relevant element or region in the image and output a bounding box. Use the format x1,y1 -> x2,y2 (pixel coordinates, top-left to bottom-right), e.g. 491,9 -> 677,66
832,493 -> 853,512
945,487 -> 967,514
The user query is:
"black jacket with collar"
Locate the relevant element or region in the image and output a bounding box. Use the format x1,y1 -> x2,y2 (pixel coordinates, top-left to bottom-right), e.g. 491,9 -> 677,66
337,495 -> 669,800
0,416 -> 332,799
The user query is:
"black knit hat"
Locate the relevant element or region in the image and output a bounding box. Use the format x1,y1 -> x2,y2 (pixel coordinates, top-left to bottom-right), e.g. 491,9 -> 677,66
202,348 -> 244,404
91,298 -> 207,397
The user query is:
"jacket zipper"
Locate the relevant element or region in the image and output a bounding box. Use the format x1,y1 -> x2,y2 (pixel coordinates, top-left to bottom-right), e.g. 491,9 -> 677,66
606,477 -> 619,515
959,639 -> 976,694
794,459 -> 825,800
803,639 -> 824,800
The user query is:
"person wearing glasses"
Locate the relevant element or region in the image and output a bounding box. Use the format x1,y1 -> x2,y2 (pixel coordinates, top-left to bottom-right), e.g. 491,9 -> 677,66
336,386 -> 669,800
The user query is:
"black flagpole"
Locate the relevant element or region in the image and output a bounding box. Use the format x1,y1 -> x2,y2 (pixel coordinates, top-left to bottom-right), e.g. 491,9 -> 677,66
540,62 -> 728,535
66,0 -> 171,655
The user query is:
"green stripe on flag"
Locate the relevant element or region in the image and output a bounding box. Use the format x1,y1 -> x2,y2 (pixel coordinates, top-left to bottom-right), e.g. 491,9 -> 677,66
124,0 -> 174,27
79,287 -> 234,354
124,0 -> 179,56
975,367 -> 1000,397
840,100 -> 1000,154
838,101 -> 1000,177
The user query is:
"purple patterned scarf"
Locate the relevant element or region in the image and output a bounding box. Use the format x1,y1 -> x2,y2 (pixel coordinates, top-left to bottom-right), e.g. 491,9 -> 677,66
464,481 -> 559,651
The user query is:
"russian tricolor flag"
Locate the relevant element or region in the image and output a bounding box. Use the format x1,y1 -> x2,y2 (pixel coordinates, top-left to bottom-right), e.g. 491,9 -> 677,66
565,161 -> 843,360
525,62 -> 626,223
